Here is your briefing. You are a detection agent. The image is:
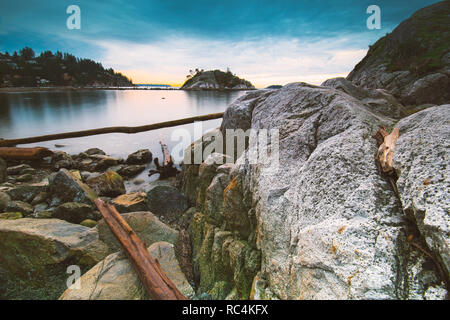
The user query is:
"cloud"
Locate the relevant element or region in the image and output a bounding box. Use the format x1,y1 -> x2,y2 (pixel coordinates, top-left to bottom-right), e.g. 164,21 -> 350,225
96,36 -> 367,87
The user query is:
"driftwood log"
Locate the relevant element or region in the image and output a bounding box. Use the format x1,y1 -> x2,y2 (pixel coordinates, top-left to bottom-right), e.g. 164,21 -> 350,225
374,127 -> 400,195
375,127 -> 399,173
149,138 -> 179,179
0,112 -> 224,147
94,198 -> 187,300
0,147 -> 53,160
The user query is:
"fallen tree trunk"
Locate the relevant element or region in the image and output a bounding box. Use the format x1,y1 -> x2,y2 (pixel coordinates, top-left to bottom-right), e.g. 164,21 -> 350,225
94,198 -> 187,300
0,112 -> 224,147
0,147 -> 53,160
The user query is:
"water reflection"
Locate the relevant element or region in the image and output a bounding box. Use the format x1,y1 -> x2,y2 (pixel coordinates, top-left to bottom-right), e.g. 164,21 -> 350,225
0,90 -> 244,160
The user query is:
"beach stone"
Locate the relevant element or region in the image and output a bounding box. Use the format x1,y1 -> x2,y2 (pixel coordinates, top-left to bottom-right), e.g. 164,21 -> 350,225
19,167 -> 36,175
80,219 -> 97,228
0,158 -> 7,182
97,211 -> 179,253
59,241 -> 194,300
0,212 -> 23,220
54,159 -> 76,170
5,201 -> 34,217
86,171 -> 126,197
16,173 -> 33,182
89,155 -> 120,171
126,149 -> 152,165
0,191 -> 11,211
33,202 -> 48,213
7,181 -> 48,202
53,202 -> 96,224
84,148 -> 106,156
49,169 -> 98,205
118,164 -> 146,178
31,192 -> 48,205
6,164 -> 30,176
0,218 -> 109,299
78,159 -> 94,172
146,185 -> 189,223
34,211 -> 53,219
111,192 -> 148,213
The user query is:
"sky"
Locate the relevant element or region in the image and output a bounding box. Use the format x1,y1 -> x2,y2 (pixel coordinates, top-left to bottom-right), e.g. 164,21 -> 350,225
0,0 -> 441,87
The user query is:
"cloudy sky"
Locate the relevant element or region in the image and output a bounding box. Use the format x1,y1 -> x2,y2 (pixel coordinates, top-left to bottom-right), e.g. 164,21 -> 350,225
0,0 -> 439,87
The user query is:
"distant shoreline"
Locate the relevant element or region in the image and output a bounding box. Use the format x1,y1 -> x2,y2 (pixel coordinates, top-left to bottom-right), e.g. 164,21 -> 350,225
0,86 -> 256,93
0,86 -> 179,93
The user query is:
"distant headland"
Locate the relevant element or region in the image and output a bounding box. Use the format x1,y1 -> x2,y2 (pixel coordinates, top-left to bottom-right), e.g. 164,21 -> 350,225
181,69 -> 255,90
0,48 -> 133,88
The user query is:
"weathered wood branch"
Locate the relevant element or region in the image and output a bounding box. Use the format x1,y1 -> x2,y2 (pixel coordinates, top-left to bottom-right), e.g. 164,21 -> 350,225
0,112 -> 224,147
0,147 -> 54,160
375,127 -> 399,173
148,138 -> 179,179
94,198 -> 187,300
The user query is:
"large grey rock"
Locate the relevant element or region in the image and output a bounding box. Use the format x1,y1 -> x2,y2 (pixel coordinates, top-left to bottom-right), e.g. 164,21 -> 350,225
49,169 -> 98,204
97,211 -> 179,253
393,105 -> 450,275
53,202 -> 96,224
214,83 -> 445,299
146,185 -> 189,223
0,218 -> 109,298
59,241 -> 194,300
321,77 -> 405,119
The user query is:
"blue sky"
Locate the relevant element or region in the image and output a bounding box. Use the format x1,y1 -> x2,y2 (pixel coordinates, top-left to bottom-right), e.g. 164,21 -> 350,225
0,0 -> 440,87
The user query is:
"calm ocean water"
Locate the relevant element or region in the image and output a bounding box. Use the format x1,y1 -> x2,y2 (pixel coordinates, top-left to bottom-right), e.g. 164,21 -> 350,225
0,89 -> 247,189
0,89 -> 245,159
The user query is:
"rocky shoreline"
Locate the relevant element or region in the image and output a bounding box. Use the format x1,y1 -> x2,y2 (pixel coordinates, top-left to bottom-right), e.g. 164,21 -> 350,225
0,147 -> 197,299
0,2 -> 449,301
1,81 -> 448,300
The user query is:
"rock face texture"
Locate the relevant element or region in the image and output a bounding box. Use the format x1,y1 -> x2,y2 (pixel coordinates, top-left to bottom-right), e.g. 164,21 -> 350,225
346,1 -> 450,106
321,77 -> 406,119
0,218 -> 109,299
392,105 -> 450,281
0,157 -> 6,183
85,171 -> 126,197
181,70 -> 255,90
97,211 -> 179,253
146,185 -> 189,223
49,169 -> 97,204
59,242 -> 194,300
182,83 -> 449,299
